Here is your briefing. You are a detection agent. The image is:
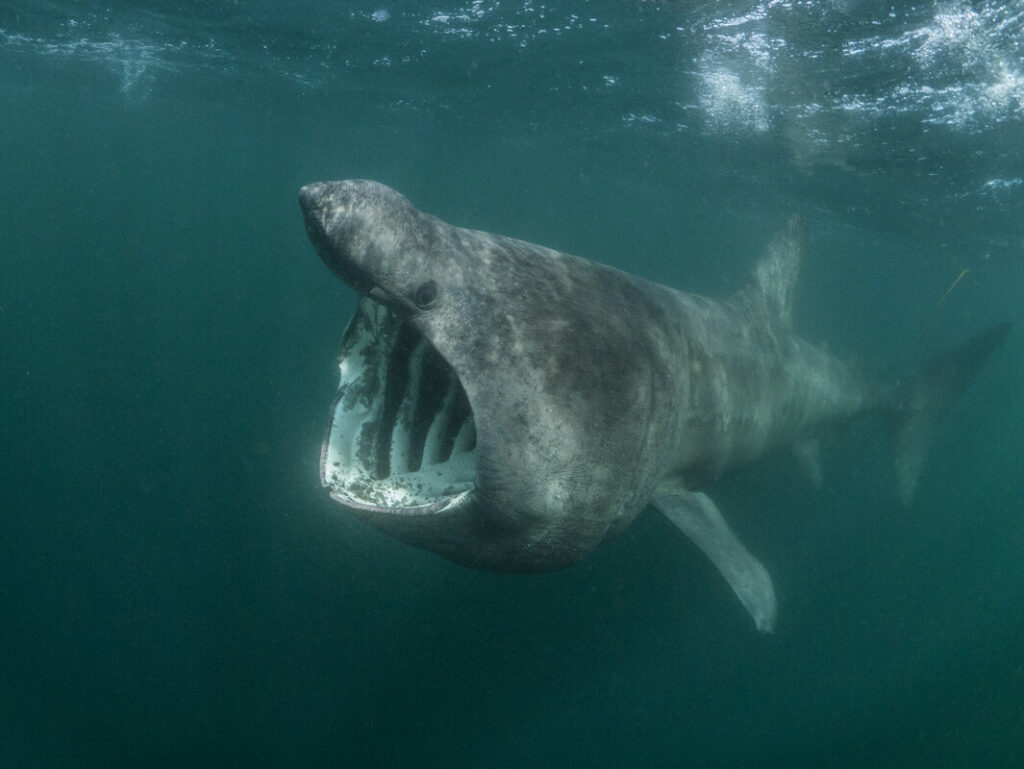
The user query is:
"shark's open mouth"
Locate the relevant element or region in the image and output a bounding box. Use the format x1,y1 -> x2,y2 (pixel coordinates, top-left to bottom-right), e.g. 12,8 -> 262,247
321,296 -> 477,514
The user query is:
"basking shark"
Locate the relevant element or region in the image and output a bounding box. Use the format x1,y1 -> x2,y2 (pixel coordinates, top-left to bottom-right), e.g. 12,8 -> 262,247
299,179 -> 1009,633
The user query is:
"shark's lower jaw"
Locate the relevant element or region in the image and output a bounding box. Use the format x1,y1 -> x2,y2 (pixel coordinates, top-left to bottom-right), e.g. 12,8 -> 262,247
321,296 -> 477,515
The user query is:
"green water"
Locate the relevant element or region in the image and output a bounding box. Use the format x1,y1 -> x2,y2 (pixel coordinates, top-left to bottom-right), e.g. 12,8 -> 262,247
1,2 -> 1023,766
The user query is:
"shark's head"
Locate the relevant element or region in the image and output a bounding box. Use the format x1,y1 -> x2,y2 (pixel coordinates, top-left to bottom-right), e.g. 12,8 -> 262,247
300,180 -> 670,572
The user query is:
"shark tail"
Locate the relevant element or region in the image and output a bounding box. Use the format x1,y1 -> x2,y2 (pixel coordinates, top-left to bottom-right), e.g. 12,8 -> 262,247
889,321 -> 1011,504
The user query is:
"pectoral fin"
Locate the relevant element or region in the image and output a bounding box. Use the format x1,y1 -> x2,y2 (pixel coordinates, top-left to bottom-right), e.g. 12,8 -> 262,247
654,486 -> 777,633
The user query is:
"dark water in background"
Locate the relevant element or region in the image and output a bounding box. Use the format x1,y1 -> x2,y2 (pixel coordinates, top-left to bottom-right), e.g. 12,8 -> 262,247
1,1 -> 1023,766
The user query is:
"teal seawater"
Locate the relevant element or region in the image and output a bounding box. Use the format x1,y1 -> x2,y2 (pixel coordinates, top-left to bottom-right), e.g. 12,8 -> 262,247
1,2 -> 1023,766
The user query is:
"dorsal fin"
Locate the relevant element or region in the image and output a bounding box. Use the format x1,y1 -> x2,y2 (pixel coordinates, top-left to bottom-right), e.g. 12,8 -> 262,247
737,214 -> 806,330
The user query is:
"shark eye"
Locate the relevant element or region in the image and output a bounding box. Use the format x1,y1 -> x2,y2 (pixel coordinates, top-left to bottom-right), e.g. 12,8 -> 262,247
413,280 -> 438,308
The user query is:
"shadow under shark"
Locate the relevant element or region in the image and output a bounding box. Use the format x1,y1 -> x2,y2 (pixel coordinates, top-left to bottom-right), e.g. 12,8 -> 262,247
299,180 -> 1009,633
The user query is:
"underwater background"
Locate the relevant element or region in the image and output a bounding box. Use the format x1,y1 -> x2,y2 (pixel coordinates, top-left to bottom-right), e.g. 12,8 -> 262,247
1,1 -> 1023,766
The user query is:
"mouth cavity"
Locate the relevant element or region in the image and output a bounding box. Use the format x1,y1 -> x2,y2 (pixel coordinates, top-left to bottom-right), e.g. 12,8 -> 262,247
321,294 -> 477,515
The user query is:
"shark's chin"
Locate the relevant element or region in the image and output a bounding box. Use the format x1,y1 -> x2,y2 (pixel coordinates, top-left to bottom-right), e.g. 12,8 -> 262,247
320,295 -> 478,516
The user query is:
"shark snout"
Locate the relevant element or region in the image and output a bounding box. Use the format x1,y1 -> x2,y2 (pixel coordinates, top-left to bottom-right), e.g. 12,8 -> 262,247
298,181 -> 331,214
300,180 -> 391,296
298,182 -> 333,245
299,182 -> 359,285
299,181 -> 357,233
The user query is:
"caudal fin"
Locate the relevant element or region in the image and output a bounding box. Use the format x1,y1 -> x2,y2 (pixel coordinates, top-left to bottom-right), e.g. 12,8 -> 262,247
890,321 -> 1011,504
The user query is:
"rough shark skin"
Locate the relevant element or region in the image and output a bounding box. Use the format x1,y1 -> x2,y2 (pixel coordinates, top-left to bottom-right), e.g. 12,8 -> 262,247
299,180 -> 1009,633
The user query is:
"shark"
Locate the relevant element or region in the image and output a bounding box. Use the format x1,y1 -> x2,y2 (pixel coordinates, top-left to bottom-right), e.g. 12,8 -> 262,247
298,179 -> 1009,633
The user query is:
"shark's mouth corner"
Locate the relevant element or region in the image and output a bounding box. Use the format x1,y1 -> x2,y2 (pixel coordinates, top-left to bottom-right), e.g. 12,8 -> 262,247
321,296 -> 477,516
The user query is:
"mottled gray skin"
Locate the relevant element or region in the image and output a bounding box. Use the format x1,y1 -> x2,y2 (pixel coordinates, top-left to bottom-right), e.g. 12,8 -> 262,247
299,180 -> 874,574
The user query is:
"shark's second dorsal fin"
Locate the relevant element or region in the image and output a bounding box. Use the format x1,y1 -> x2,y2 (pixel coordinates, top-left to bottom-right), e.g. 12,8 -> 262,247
737,214 -> 806,331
